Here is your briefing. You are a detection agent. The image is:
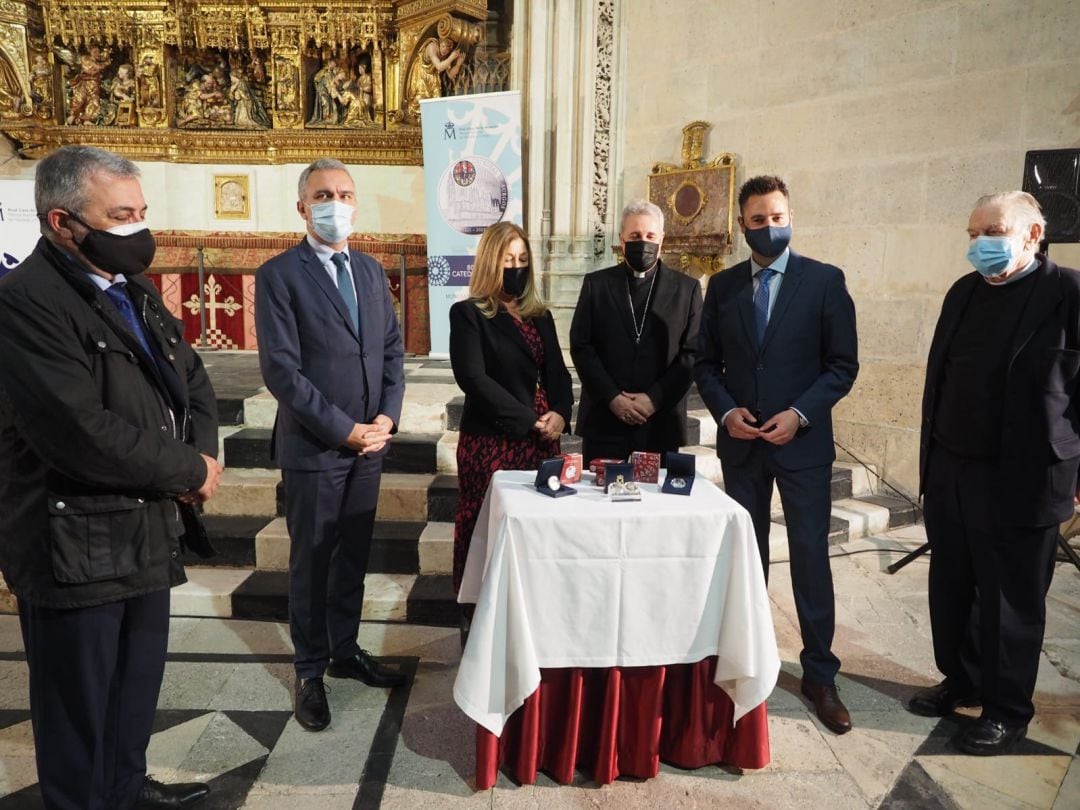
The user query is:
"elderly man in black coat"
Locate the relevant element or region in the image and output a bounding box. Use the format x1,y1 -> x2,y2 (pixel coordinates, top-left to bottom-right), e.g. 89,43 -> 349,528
911,190 -> 1078,755
0,145 -> 221,809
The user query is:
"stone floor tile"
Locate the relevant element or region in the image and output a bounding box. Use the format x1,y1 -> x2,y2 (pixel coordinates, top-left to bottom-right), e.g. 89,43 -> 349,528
918,753 -> 1061,810
760,710 -> 843,773
0,720 -> 38,796
0,662 -> 28,709
1052,755 -> 1080,810
144,712 -> 216,783
209,663 -> 294,711
158,662 -> 240,710
170,616 -> 293,656
246,709 -> 379,794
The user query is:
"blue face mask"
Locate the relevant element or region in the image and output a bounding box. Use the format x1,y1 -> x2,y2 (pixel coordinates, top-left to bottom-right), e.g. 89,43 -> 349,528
966,235 -> 1015,278
744,224 -> 792,258
309,200 -> 355,244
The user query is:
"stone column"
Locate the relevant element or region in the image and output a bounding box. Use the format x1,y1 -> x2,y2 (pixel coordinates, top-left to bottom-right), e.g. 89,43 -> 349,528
513,0 -> 622,342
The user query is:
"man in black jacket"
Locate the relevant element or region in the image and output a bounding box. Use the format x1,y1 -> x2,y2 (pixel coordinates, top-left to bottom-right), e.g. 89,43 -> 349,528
911,191 -> 1077,755
570,200 -> 702,463
0,146 -> 222,809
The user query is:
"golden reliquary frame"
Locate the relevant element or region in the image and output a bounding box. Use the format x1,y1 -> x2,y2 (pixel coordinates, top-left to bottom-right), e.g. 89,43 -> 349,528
647,121 -> 736,277
0,0 -> 486,165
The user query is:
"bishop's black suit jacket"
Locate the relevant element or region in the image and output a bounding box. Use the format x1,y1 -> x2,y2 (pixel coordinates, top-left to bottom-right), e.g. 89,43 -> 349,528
569,260 -> 702,451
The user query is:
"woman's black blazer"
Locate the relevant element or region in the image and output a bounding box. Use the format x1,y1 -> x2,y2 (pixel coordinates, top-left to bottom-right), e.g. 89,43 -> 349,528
449,300 -> 574,439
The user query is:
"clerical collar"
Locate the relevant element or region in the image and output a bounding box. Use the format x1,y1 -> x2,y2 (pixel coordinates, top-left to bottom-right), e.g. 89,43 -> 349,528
625,262 -> 657,280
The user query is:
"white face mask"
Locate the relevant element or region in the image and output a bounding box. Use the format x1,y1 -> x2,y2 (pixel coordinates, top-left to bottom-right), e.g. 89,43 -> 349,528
309,200 -> 355,243
105,221 -> 150,237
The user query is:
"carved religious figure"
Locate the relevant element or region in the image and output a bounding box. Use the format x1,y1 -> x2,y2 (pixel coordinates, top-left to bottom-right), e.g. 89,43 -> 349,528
307,58 -> 339,125
138,54 -> 162,109
229,72 -> 270,128
64,46 -> 111,125
29,53 -> 53,119
274,56 -> 298,112
357,64 -> 374,121
337,67 -> 372,128
177,73 -> 232,128
404,36 -> 463,123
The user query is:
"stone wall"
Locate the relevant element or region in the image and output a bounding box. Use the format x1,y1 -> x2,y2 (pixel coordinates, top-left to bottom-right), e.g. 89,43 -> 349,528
618,0 -> 1080,495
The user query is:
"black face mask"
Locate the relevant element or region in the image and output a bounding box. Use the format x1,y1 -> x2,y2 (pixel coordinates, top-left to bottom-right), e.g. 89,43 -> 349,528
502,266 -> 530,298
623,240 -> 659,274
66,211 -> 157,276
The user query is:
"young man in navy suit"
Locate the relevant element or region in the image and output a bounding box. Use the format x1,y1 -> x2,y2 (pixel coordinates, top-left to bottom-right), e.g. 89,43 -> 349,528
256,158 -> 407,732
695,175 -> 859,734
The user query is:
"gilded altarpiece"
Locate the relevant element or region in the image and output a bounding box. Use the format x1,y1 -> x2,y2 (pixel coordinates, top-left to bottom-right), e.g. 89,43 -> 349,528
0,0 -> 486,164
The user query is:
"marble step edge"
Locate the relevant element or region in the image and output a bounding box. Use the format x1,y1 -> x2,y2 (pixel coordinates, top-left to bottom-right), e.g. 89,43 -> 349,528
254,517 -> 452,575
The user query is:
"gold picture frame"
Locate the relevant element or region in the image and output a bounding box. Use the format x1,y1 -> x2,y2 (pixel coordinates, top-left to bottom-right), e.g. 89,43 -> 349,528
213,175 -> 251,220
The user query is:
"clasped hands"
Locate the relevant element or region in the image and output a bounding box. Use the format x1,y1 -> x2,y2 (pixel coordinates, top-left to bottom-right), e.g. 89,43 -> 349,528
724,407 -> 800,445
346,414 -> 395,455
610,392 -> 656,426
534,411 -> 565,440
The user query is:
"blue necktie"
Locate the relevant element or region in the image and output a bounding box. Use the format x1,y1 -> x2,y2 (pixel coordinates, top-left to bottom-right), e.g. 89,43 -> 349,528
103,283 -> 154,358
753,267 -> 776,345
331,252 -> 359,334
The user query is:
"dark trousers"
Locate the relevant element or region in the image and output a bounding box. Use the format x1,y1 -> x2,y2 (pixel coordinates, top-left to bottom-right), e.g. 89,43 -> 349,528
721,447 -> 840,685
283,455 -> 382,679
922,445 -> 1059,725
18,588 -> 170,810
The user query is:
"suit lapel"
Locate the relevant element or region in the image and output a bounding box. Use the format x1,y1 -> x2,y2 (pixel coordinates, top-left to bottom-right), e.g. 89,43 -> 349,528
734,261 -> 757,349
298,240 -> 360,344
759,253 -> 804,353
606,265 -> 640,342
1009,260 -> 1061,364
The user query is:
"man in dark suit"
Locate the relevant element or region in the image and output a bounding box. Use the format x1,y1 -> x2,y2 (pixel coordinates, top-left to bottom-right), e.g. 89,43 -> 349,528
695,175 -> 859,734
570,200 -> 702,462
0,145 -> 220,808
910,191 -> 1076,755
256,158 -> 406,733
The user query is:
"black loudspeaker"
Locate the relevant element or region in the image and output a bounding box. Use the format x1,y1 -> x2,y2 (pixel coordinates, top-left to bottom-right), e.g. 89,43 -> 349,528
1022,149 -> 1080,243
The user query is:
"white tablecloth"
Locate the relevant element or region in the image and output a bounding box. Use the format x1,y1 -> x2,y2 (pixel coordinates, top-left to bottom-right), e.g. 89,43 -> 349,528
453,470 -> 780,736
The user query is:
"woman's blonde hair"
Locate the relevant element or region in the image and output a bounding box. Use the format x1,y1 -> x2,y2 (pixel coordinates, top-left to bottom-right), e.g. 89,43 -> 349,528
468,221 -> 548,319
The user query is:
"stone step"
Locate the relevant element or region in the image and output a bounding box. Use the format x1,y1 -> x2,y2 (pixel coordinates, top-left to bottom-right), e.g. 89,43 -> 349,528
254,517 -> 426,574
177,514 -> 273,568
202,468 -> 280,517
223,428 -> 442,474
173,568 -> 416,623
419,521 -> 453,575
772,492 -> 919,546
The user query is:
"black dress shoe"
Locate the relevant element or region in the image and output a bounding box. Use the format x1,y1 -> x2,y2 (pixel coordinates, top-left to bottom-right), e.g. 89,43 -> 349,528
801,679 -> 853,735
135,776 -> 209,808
326,650 -> 406,688
295,676 -> 331,731
956,717 -> 1027,755
907,680 -> 980,717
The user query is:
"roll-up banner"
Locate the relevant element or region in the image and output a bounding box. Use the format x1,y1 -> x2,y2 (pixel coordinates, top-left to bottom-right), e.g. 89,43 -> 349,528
420,90 -> 523,357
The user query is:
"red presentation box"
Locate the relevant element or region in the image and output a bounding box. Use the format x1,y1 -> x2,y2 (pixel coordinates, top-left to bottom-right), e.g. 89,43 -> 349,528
560,453 -> 583,484
631,451 -> 661,483
589,457 -> 625,487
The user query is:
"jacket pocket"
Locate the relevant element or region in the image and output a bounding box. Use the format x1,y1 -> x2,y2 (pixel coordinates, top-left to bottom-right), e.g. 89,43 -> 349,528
48,495 -> 150,584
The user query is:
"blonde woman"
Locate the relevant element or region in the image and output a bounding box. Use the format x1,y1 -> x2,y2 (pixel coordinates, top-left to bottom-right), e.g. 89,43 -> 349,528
449,222 -> 573,594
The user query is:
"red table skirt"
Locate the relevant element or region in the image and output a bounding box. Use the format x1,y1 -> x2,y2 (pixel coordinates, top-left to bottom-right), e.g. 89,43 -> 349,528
475,655 -> 769,788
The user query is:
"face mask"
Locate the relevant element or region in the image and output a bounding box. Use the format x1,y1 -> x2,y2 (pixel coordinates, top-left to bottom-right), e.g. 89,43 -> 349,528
967,235 -> 1016,278
744,224 -> 792,258
623,240 -> 659,274
309,200 -> 355,244
67,212 -> 156,276
502,266 -> 529,298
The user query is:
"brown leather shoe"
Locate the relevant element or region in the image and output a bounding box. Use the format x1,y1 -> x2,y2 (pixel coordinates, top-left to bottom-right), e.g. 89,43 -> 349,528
801,679 -> 852,735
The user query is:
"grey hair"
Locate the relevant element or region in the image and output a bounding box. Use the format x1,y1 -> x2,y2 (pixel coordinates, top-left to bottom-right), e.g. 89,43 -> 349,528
974,190 -> 1046,233
298,158 -> 351,199
620,199 -> 665,233
35,145 -> 139,232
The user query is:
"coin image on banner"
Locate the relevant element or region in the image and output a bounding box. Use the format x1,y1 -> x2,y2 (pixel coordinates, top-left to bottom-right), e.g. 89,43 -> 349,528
437,155 -> 508,235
